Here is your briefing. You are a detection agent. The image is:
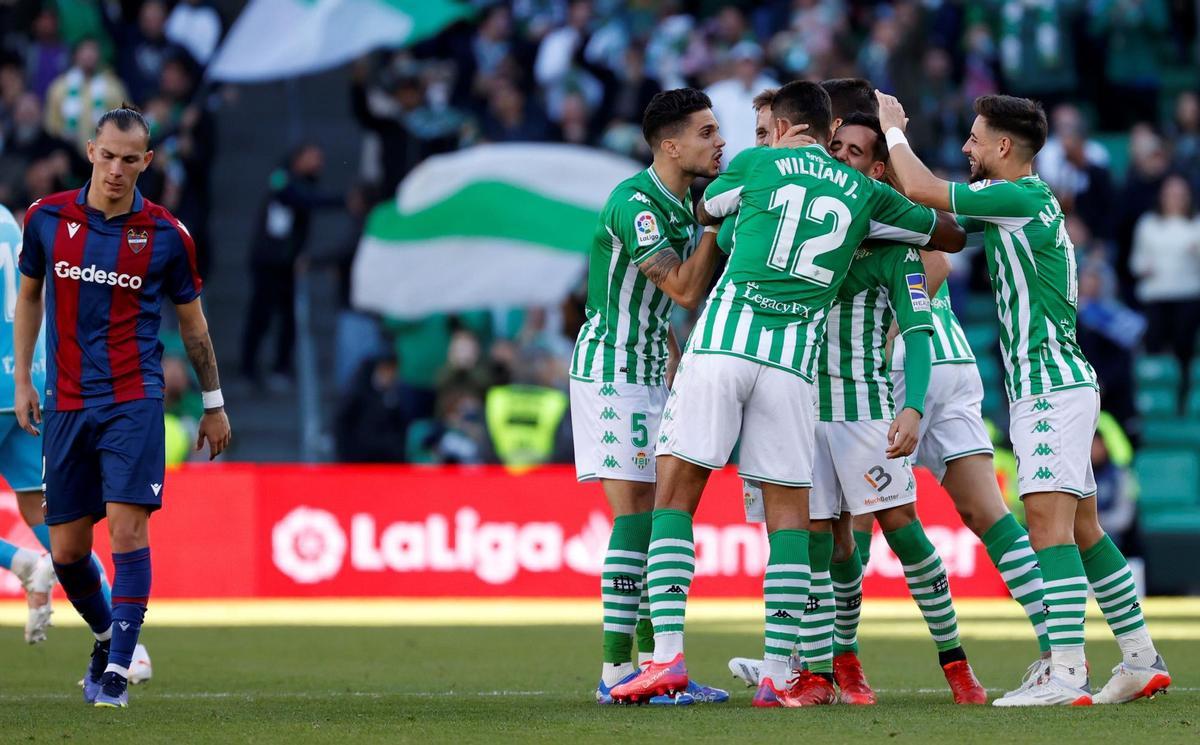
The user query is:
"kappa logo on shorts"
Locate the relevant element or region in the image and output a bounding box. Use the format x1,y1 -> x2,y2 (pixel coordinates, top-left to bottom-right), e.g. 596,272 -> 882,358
1033,467 -> 1055,480
599,384 -> 619,397
602,455 -> 621,469
1031,420 -> 1054,434
601,431 -> 620,445
863,466 -> 893,492
599,407 -> 621,421
632,451 -> 649,470
1031,397 -> 1054,412
1033,443 -> 1055,456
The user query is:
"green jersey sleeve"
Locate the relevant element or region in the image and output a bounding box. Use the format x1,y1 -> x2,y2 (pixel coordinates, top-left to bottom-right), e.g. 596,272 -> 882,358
956,215 -> 987,233
716,219 -> 735,255
947,179 -> 1035,229
610,195 -> 671,265
703,147 -> 761,219
883,248 -> 935,335
865,180 -> 936,246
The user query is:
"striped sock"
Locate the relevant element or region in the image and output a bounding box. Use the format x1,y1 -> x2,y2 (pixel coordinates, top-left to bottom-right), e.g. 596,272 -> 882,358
982,514 -> 1049,654
853,529 -> 873,566
763,529 -> 810,672
799,531 -> 834,673
601,512 -> 652,664
830,549 -> 864,655
1081,535 -> 1157,666
636,579 -> 654,660
1037,544 -> 1089,684
647,510 -> 695,663
885,520 -> 961,653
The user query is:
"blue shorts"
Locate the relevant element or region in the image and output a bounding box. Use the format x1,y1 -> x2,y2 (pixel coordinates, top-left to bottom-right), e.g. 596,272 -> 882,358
0,413 -> 44,492
43,399 -> 165,526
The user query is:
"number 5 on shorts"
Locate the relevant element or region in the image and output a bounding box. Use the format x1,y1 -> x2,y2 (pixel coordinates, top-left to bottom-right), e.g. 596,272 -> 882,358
631,413 -> 649,448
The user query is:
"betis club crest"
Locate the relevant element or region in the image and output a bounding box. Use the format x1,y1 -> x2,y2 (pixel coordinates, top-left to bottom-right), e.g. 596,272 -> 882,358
126,228 -> 149,254
632,451 -> 649,470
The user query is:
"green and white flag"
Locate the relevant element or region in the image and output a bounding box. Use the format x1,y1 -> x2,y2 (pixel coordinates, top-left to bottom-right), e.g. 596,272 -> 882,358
352,143 -> 642,319
208,0 -> 472,83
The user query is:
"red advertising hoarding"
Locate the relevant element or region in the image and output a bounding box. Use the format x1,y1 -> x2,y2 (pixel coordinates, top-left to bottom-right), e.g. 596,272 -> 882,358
0,465 -> 1010,599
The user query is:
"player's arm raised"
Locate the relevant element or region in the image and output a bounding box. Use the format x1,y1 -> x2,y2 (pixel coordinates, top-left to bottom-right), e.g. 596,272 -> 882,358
13,273 -> 44,436
176,298 -> 231,459
638,225 -> 721,311
875,91 -> 952,212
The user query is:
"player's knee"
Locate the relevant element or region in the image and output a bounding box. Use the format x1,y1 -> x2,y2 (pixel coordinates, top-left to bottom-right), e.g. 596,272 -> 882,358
875,503 -> 916,532
108,520 -> 149,553
1072,513 -> 1105,551
831,534 -> 857,563
1026,522 -> 1073,551
50,543 -> 91,565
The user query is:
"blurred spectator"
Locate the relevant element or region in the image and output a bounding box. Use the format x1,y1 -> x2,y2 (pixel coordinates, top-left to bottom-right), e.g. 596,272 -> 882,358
1093,413 -> 1138,553
53,0 -> 114,63
767,0 -> 845,79
1037,104 -> 1115,242
165,0 -> 223,67
904,47 -> 965,172
548,90 -> 595,146
960,21 -> 1000,102
481,79 -> 549,142
1089,0 -> 1169,129
996,0 -> 1080,112
0,91 -> 88,204
335,351 -> 413,463
430,388 -> 490,464
23,7 -> 69,100
857,9 -> 899,93
1115,125 -> 1172,301
706,41 -> 778,166
42,38 -> 128,154
240,143 -> 342,388
533,0 -> 604,113
1168,91 -> 1200,193
1130,174 -> 1200,411
111,0 -> 177,104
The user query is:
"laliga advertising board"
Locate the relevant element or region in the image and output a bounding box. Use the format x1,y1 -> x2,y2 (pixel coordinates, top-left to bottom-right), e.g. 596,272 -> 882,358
0,465 -> 1010,598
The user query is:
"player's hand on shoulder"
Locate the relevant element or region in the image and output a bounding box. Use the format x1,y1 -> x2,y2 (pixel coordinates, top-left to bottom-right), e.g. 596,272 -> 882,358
886,407 -> 921,459
196,408 -> 231,460
14,380 -> 41,436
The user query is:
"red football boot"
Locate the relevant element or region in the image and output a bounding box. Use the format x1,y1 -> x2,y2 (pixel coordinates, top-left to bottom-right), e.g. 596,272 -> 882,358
610,654 -> 689,704
943,659 -> 988,704
833,652 -> 877,705
790,670 -> 838,706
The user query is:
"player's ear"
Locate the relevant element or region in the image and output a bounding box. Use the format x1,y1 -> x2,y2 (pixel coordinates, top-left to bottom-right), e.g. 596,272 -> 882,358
870,161 -> 887,180
771,118 -> 789,146
998,135 -> 1012,159
141,149 -> 155,172
86,140 -> 95,164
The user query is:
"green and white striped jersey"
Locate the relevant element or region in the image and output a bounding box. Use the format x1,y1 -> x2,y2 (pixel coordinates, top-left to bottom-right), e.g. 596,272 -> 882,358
693,144 -> 937,380
570,167 -> 697,385
929,284 -> 974,364
817,244 -> 933,422
948,176 -> 1096,400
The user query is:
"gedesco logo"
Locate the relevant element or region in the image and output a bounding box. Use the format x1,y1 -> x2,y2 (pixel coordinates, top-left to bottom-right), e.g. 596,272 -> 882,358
270,506 -> 981,585
54,261 -> 143,290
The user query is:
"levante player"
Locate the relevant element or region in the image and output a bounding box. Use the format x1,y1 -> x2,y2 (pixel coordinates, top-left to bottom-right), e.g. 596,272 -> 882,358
14,106 -> 231,708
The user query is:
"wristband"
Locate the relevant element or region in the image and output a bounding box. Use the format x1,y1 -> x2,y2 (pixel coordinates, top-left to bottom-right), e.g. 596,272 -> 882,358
202,389 -> 224,410
703,224 -> 720,234
885,127 -> 909,151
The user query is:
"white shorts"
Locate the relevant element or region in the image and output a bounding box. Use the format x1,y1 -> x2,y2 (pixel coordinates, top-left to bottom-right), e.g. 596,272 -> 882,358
891,362 -> 994,482
569,379 -> 667,483
810,420 -> 917,520
657,352 -> 815,487
1009,386 -> 1099,498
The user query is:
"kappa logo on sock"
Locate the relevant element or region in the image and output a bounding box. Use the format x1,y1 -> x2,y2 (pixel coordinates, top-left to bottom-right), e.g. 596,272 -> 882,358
118,622 -> 130,631
665,584 -> 686,594
1130,601 -> 1141,611
771,609 -> 794,619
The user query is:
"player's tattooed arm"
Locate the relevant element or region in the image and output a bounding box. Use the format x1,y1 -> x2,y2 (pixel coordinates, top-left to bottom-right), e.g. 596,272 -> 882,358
874,90 -> 952,211
176,297 -> 231,459
183,330 -> 221,395
636,227 -> 721,310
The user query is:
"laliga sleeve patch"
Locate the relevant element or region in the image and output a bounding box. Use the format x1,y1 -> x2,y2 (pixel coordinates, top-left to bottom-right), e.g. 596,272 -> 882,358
906,273 -> 931,312
634,210 -> 662,247
968,179 -> 998,192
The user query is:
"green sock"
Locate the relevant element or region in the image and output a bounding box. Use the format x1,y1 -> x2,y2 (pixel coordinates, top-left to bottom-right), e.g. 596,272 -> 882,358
647,509 -> 695,663
799,531 -> 834,673
636,581 -> 654,658
885,520 -> 961,653
602,511 -> 653,664
763,529 -> 810,665
830,549 -> 864,655
853,529 -> 873,566
1036,544 -> 1088,651
1081,535 -> 1157,665
982,514 -> 1050,654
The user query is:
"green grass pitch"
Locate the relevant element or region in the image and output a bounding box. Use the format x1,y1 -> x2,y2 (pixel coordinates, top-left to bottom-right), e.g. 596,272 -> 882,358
0,614 -> 1196,743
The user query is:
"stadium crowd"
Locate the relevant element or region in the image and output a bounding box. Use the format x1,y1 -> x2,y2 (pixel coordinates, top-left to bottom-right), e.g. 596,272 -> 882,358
0,0 -> 1198,500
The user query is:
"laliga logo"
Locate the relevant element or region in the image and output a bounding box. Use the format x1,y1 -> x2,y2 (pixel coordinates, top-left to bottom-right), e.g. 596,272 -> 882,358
272,506 -> 347,584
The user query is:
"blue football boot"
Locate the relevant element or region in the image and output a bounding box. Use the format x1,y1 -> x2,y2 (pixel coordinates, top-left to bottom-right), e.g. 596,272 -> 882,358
93,672 -> 129,708
82,640 -> 109,704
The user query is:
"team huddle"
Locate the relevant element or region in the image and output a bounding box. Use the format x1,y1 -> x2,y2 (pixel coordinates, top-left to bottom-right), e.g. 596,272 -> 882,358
570,79 -> 1171,708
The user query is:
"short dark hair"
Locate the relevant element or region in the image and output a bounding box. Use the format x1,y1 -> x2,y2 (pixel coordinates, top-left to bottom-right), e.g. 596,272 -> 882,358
642,88 -> 712,148
95,103 -> 150,146
821,78 -> 876,121
838,112 -> 887,164
770,81 -> 832,143
974,95 -> 1048,157
752,88 -> 778,112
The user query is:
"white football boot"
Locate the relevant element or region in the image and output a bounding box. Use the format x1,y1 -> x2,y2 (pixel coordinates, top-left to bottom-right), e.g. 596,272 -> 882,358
992,673 -> 1092,707
22,552 -> 55,644
728,657 -> 761,687
1093,656 -> 1170,704
129,643 -> 153,684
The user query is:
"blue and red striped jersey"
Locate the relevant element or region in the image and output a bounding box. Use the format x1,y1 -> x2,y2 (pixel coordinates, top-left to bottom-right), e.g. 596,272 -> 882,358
18,182 -> 203,411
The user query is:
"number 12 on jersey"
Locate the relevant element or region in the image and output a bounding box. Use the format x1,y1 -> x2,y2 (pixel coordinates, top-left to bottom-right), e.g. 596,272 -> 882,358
766,184 -> 851,287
